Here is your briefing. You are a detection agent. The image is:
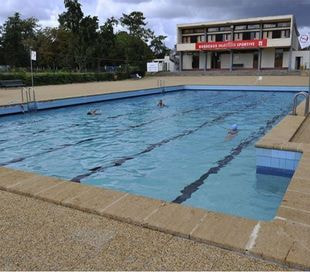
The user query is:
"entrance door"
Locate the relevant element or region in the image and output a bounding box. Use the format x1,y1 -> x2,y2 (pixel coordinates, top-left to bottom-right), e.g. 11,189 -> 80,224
275,49 -> 283,68
253,51 -> 259,69
192,54 -> 199,69
211,53 -> 221,69
295,57 -> 302,70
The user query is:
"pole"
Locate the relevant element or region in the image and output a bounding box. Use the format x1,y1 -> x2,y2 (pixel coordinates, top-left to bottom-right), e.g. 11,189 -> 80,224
30,49 -> 34,89
308,48 -> 310,94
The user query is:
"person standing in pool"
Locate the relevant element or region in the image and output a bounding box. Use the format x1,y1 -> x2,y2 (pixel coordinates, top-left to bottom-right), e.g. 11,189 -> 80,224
157,99 -> 166,108
225,124 -> 239,141
87,109 -> 101,116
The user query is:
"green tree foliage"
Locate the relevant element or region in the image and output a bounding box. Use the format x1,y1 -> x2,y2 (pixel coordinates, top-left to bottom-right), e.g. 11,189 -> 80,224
0,0 -> 170,73
113,31 -> 153,74
120,11 -> 154,42
0,12 -> 38,67
150,35 -> 171,58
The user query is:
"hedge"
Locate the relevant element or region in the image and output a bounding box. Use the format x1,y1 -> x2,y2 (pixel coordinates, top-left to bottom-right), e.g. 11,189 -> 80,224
0,72 -> 130,86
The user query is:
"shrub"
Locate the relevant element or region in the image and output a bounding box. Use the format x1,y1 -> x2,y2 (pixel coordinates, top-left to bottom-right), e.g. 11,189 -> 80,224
0,72 -> 130,86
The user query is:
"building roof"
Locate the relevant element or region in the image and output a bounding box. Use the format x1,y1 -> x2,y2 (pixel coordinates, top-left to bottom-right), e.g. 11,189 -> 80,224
177,15 -> 294,28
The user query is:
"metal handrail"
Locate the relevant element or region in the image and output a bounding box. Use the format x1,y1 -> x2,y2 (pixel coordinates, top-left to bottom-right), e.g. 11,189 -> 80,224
20,87 -> 37,113
292,92 -> 309,116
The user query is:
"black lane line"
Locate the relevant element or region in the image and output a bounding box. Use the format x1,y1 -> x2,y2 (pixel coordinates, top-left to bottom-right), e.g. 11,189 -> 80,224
172,108 -> 290,204
71,99 -> 258,183
0,94 -> 246,167
0,137 -> 95,167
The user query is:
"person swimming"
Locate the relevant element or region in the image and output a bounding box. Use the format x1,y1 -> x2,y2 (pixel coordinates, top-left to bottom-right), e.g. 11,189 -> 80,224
157,99 -> 166,108
87,109 -> 101,116
228,124 -> 238,135
225,124 -> 239,141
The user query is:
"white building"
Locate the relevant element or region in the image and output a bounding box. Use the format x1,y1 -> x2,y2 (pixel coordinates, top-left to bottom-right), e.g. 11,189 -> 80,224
150,56 -> 176,72
176,15 -> 308,71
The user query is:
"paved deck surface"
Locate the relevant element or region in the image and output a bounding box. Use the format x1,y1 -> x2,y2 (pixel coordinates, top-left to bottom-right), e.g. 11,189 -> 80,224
0,75 -> 309,106
0,190 -> 285,271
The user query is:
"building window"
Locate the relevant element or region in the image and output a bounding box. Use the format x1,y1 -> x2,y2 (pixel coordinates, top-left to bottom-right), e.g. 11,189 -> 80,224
247,24 -> 260,30
182,29 -> 194,34
235,25 -> 247,30
216,34 -> 223,42
219,26 -> 231,31
207,34 -> 216,42
263,23 -> 277,29
278,22 -> 291,27
197,35 -> 205,42
234,33 -> 243,40
263,31 -> 272,39
194,28 -> 204,33
281,29 -> 290,38
182,36 -> 191,43
208,27 -> 219,32
223,33 -> 231,41
272,30 -> 281,39
243,32 -> 251,40
190,36 -> 198,43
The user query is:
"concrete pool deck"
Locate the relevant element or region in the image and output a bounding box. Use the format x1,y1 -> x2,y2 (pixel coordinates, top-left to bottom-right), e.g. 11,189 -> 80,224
0,75 -> 309,106
0,75 -> 310,270
0,190 -> 285,270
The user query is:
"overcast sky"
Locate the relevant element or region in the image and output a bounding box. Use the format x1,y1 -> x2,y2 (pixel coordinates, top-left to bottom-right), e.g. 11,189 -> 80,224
1,0 -> 310,48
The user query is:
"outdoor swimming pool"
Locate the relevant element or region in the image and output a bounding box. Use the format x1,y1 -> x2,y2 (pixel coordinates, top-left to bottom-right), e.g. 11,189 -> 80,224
0,89 -> 295,220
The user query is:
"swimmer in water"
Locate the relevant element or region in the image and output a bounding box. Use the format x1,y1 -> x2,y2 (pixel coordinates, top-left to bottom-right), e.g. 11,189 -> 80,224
225,124 -> 239,141
157,99 -> 166,108
87,109 -> 101,116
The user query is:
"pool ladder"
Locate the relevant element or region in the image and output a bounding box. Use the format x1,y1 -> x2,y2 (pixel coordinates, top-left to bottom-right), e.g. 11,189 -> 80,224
292,92 -> 309,116
157,79 -> 166,93
21,87 -> 38,113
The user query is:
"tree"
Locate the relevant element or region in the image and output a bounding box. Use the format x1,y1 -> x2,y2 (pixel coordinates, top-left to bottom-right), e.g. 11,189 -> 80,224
34,27 -> 73,70
113,31 -> 153,74
58,0 -> 83,34
120,12 -> 153,42
150,35 -> 170,58
58,0 -> 99,71
95,17 -> 118,70
0,12 -> 38,67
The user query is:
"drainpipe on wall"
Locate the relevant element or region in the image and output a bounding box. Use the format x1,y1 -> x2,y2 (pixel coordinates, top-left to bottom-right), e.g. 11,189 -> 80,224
230,50 -> 233,72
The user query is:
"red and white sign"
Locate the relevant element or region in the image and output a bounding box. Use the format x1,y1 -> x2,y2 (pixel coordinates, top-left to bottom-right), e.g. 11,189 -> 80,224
196,39 -> 268,50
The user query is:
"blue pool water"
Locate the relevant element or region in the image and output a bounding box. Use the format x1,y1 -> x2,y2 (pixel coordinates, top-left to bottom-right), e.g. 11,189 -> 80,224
0,90 -> 295,220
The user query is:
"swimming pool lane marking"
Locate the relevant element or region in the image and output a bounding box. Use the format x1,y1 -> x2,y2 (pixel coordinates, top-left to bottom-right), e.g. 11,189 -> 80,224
0,92 -> 228,145
0,138 -> 96,167
245,222 -> 261,251
172,108 -> 290,204
0,93 -> 245,167
71,99 -> 259,182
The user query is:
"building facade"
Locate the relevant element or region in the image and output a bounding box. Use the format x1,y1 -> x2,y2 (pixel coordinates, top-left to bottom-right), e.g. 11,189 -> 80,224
176,15 -> 301,71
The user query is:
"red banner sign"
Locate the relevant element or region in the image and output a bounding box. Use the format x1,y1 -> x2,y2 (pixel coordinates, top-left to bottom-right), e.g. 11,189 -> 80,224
196,39 -> 267,50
